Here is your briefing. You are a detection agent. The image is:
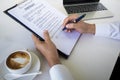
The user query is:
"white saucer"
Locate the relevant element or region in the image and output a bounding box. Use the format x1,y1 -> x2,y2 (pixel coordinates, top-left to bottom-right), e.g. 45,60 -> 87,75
0,52 -> 40,80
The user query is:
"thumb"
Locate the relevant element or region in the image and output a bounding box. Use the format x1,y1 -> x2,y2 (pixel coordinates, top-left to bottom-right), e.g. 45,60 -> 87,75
43,30 -> 51,43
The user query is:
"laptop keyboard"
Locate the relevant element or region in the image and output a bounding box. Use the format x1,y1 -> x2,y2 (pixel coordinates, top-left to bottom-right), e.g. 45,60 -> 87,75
64,3 -> 107,14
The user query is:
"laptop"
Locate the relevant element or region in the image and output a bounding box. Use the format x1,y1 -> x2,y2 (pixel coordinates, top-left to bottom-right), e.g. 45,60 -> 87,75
63,0 -> 113,20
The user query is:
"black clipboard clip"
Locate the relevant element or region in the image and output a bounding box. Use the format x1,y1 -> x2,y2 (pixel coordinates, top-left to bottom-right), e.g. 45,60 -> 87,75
17,0 -> 33,6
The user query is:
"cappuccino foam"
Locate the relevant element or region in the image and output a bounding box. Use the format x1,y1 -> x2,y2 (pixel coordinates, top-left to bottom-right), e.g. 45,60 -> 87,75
6,51 -> 30,69
11,57 -> 28,67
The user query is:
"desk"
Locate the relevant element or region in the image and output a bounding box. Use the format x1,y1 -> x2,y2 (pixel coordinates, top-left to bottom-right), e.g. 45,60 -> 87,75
0,0 -> 120,80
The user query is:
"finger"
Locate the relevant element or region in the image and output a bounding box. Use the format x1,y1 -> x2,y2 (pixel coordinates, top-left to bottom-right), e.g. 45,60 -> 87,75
43,30 -> 51,43
62,14 -> 78,27
66,29 -> 72,32
66,27 -> 74,32
66,23 -> 75,29
63,17 -> 71,27
32,34 -> 42,45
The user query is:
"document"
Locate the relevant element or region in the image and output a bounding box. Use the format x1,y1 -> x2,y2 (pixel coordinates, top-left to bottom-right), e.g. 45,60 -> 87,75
5,0 -> 81,58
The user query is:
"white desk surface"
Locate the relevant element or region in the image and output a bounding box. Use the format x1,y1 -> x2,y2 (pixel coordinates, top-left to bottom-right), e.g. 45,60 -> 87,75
0,0 -> 120,80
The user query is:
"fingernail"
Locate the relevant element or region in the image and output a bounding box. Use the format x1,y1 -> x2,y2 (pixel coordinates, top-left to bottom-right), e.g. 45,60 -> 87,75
66,25 -> 69,28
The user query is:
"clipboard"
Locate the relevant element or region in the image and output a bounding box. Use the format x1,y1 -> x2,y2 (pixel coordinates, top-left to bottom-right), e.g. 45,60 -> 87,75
4,0 -> 81,59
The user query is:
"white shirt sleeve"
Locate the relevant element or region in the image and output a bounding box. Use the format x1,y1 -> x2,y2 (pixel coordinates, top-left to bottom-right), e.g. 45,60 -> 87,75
95,21 -> 120,40
49,64 -> 74,80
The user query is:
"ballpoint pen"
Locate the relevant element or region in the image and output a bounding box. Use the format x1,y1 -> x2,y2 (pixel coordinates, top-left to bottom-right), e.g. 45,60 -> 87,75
62,14 -> 86,31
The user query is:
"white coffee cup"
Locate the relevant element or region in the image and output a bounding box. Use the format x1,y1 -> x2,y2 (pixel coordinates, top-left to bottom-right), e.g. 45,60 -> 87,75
5,50 -> 32,74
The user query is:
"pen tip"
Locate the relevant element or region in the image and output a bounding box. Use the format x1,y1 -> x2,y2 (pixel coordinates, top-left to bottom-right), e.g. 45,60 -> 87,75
83,14 -> 86,16
62,27 -> 67,31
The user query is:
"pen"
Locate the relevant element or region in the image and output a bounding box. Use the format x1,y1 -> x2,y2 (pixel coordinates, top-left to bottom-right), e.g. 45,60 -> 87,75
62,14 -> 86,31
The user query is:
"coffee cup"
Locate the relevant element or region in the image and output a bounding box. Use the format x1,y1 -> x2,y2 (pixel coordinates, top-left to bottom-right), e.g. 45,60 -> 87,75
5,50 -> 32,74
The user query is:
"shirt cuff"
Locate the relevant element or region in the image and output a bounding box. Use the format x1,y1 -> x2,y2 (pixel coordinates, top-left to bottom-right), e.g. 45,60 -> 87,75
49,64 -> 74,80
95,24 -> 111,37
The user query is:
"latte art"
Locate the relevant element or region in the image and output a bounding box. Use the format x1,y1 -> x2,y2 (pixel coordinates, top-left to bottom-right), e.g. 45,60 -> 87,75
6,51 -> 30,69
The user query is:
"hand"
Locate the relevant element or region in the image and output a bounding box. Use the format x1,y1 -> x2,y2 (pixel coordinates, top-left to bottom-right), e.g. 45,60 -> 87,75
32,30 -> 61,67
63,14 -> 95,34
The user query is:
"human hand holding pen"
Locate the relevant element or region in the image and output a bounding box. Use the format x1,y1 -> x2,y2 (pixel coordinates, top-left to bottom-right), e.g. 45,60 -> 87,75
62,14 -> 95,34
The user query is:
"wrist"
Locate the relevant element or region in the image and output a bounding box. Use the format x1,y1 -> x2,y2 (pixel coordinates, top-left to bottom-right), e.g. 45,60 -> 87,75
87,24 -> 95,34
48,58 -> 61,67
